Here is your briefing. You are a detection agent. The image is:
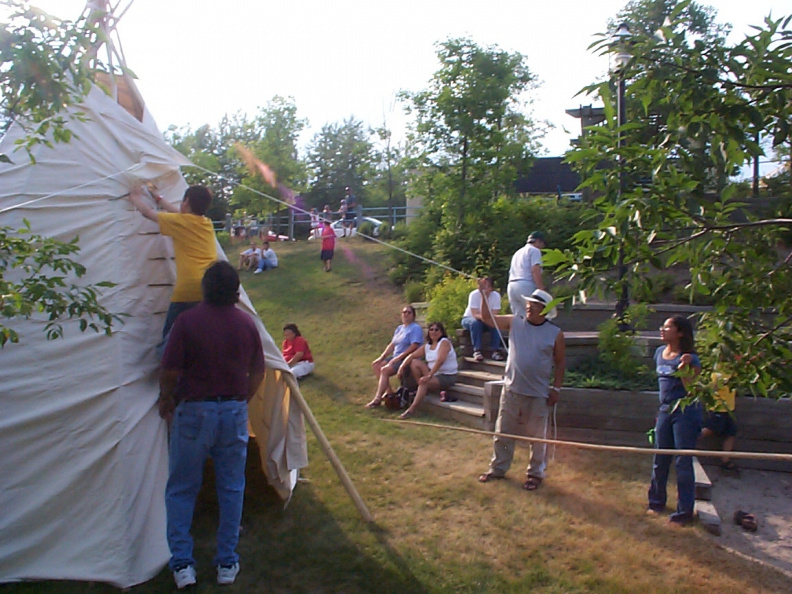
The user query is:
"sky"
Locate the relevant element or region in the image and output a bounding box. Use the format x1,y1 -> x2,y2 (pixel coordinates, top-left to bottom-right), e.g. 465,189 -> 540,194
10,0 -> 792,158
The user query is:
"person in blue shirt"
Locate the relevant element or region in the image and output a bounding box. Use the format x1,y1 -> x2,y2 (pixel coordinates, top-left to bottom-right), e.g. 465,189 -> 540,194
647,315 -> 702,525
366,305 -> 424,408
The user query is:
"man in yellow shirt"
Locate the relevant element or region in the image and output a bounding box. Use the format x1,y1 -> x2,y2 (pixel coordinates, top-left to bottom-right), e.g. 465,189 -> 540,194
129,184 -> 217,345
701,372 -> 738,472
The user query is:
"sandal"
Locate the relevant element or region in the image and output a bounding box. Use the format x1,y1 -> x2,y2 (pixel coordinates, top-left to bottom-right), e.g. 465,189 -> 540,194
478,471 -> 505,483
522,476 -> 543,491
365,397 -> 382,408
399,410 -> 414,420
734,510 -> 758,532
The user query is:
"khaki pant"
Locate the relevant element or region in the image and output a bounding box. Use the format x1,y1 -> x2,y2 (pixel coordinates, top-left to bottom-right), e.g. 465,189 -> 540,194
488,389 -> 549,479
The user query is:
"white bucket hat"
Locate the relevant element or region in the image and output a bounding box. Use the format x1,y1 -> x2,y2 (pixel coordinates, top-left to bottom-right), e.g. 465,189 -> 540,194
522,289 -> 557,320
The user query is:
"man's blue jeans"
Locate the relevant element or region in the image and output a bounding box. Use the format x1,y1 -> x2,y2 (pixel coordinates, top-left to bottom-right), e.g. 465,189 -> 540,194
461,317 -> 501,351
648,402 -> 702,518
166,400 -> 249,569
256,258 -> 276,272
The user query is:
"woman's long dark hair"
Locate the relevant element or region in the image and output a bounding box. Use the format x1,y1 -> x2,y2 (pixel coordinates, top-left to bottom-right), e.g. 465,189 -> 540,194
670,315 -> 695,354
426,321 -> 448,345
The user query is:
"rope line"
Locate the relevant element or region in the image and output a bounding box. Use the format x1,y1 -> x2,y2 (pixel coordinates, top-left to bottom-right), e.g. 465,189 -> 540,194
0,165 -> 137,215
385,418 -> 792,461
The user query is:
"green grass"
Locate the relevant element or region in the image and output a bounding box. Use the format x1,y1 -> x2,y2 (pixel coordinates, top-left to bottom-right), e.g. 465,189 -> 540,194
3,239 -> 792,593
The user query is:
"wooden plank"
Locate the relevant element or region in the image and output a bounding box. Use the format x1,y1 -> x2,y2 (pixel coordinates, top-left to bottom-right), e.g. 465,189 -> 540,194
693,456 -> 712,501
695,500 -> 721,535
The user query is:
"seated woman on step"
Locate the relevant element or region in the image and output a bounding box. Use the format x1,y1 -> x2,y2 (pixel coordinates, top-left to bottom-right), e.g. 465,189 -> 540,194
397,322 -> 458,419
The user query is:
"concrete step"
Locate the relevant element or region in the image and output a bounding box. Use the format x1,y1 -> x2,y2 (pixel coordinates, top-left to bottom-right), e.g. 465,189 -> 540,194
461,356 -> 505,376
695,500 -> 721,535
693,456 -> 712,501
443,383 -> 485,405
417,394 -> 490,430
457,369 -> 504,388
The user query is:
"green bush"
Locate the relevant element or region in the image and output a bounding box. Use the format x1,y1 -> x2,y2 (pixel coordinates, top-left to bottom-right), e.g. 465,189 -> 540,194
357,221 -> 376,240
216,231 -> 231,249
425,275 -> 476,334
595,304 -> 654,383
403,280 -> 425,304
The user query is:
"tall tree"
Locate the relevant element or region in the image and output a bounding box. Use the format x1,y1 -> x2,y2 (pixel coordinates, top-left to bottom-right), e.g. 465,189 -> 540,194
396,37 -> 541,277
610,0 -> 729,41
230,96 -> 308,216
305,117 -> 376,209
550,4 -> 792,398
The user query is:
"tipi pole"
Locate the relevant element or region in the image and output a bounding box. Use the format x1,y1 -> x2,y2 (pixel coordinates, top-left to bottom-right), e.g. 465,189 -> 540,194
284,374 -> 374,523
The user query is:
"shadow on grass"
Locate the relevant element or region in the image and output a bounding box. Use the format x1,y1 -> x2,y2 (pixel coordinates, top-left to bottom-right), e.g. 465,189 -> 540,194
0,439 -> 428,594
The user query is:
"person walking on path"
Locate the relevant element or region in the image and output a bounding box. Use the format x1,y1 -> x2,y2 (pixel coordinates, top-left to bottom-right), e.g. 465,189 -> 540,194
159,261 -> 266,588
461,276 -> 504,362
320,219 -> 335,272
647,315 -> 702,526
478,286 -> 565,491
507,231 -> 545,316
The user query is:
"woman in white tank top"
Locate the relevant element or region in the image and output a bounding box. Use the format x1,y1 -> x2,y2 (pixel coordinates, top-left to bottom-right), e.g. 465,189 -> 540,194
397,322 -> 458,419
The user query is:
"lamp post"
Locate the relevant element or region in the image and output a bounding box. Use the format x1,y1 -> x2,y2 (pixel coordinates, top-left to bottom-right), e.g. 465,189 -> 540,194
613,22 -> 631,325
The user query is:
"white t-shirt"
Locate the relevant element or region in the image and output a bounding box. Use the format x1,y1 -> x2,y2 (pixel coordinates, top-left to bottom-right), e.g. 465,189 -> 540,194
508,243 -> 542,282
242,247 -> 261,257
261,248 -> 278,267
463,289 -> 501,319
425,337 -> 458,376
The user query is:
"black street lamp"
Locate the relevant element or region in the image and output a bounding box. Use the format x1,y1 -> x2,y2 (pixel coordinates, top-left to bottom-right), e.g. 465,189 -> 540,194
613,22 -> 631,325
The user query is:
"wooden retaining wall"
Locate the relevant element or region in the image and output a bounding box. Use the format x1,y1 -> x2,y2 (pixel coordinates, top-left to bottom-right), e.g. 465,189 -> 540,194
555,389 -> 792,472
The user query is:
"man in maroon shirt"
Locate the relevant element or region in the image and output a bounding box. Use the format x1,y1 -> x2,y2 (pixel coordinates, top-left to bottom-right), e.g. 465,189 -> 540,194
159,260 -> 266,588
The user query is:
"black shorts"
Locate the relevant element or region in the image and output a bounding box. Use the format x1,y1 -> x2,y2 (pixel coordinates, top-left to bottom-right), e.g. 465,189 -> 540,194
702,411 -> 737,437
345,211 -> 356,224
320,249 -> 334,261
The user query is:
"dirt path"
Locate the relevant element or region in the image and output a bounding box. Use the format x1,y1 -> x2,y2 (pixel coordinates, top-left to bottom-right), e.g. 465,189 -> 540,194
708,468 -> 792,577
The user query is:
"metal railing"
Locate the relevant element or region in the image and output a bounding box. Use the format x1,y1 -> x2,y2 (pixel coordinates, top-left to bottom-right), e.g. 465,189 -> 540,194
221,205 -> 422,240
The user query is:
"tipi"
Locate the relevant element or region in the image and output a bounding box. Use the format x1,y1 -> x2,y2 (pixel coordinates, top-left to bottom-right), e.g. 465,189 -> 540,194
0,1 -> 307,587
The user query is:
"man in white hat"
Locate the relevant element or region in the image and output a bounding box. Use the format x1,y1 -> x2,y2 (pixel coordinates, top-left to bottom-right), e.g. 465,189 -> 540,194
506,231 -> 546,316
477,285 -> 565,491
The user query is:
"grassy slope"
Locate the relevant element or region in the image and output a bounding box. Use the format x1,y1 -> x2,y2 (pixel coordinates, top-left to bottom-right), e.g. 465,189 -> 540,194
4,239 -> 791,593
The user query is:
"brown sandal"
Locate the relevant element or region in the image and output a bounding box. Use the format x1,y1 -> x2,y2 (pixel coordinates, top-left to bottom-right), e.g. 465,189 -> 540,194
478,471 -> 505,483
734,510 -> 758,532
522,476 -> 543,491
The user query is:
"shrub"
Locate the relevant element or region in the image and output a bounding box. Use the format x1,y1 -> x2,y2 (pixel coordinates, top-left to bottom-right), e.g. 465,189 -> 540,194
595,304 -> 654,384
403,280 -> 425,304
425,275 -> 476,334
358,221 -> 376,240
215,231 -> 231,248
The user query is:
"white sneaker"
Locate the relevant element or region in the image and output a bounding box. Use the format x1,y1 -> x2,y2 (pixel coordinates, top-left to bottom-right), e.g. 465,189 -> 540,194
253,269 -> 262,274
173,565 -> 196,589
473,351 -> 484,362
217,563 -> 240,585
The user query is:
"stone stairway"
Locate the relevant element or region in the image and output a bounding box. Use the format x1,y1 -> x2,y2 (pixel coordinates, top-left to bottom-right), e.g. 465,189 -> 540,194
417,356 -> 504,431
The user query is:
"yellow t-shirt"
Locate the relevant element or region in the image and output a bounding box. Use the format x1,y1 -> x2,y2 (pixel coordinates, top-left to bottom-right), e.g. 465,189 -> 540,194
158,212 -> 217,302
710,372 -> 736,412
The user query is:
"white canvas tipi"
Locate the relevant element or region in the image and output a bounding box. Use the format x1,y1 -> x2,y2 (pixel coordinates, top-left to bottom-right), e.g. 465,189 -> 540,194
0,3 -> 307,587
